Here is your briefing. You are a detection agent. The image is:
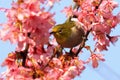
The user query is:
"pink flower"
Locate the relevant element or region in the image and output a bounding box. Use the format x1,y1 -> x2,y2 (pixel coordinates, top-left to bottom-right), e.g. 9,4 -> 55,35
47,0 -> 60,7
99,0 -> 118,13
1,53 -> 16,67
2,66 -> 33,80
78,12 -> 97,30
86,53 -> 105,68
62,6 -> 73,17
80,0 -> 96,11
0,0 -> 55,51
23,12 -> 55,45
46,68 -> 63,80
59,58 -> 85,80
117,12 -> 120,24
92,23 -> 104,33
95,42 -> 108,52
107,35 -> 120,45
60,66 -> 78,80
59,65 -> 84,80
0,0 -> 120,79
93,32 -> 109,46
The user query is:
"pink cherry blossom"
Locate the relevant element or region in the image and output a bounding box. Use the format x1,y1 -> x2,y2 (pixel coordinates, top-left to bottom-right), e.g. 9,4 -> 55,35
0,0 -> 120,80
0,0 -> 55,51
95,42 -> 108,52
117,12 -> 120,24
3,66 -> 33,80
107,35 -> 120,45
47,0 -> 60,7
1,52 -> 16,68
58,58 -> 85,79
62,6 -> 73,17
86,53 -> 105,68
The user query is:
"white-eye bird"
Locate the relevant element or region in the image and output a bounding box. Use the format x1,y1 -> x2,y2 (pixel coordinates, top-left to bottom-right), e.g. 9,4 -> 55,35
50,19 -> 85,48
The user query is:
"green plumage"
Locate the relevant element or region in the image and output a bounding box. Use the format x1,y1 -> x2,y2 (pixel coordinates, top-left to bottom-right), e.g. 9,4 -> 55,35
51,20 -> 85,48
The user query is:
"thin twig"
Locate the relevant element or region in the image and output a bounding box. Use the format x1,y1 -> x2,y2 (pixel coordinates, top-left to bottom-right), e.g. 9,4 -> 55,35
75,29 -> 91,56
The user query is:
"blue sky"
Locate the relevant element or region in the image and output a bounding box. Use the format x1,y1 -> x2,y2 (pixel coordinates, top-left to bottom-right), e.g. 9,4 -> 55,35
0,0 -> 120,80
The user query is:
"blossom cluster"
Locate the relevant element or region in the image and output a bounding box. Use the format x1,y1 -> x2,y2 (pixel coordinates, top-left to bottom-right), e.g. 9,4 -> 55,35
63,0 -> 120,52
0,0 -> 120,80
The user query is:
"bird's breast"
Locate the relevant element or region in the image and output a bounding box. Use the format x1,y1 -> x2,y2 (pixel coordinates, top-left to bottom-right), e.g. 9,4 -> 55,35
60,26 -> 85,48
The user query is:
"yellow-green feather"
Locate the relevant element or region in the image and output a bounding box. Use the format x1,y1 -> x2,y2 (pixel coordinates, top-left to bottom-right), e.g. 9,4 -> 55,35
52,21 -> 76,41
51,20 -> 85,48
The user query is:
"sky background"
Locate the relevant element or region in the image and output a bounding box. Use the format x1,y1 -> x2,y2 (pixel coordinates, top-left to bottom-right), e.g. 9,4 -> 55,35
0,0 -> 120,80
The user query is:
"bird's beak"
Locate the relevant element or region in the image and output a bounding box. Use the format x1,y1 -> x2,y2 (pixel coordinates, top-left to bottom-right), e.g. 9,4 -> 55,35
49,28 -> 56,34
49,29 -> 56,34
50,31 -> 54,34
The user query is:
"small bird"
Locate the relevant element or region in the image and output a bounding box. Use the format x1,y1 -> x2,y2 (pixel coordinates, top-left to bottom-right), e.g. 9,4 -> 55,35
50,19 -> 85,48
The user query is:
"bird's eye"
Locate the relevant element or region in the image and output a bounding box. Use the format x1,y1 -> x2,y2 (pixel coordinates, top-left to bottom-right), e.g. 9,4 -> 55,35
58,28 -> 63,33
